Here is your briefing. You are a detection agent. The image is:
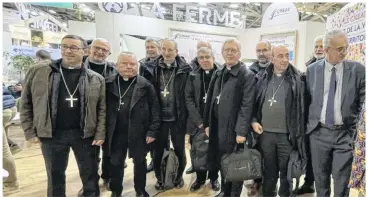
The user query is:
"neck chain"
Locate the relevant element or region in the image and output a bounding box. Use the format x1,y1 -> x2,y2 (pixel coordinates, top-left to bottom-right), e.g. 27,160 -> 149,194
59,66 -> 80,108
202,70 -> 211,103
268,74 -> 285,107
161,68 -> 175,97
216,69 -> 227,105
117,76 -> 136,111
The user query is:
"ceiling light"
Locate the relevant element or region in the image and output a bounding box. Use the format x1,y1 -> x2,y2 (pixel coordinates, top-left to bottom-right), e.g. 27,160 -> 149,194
31,11 -> 38,16
323,14 -> 328,17
199,2 -> 207,6
82,7 -> 91,12
25,9 -> 30,13
306,11 -> 312,15
229,4 -> 239,9
39,12 -> 45,15
142,5 -> 151,10
80,3 -> 86,7
49,9 -> 56,14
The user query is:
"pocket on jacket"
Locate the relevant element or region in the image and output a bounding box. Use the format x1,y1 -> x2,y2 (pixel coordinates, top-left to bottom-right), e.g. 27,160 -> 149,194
89,83 -> 101,98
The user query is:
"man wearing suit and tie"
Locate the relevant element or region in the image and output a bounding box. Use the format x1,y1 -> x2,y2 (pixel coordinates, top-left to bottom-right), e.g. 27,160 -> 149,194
305,29 -> 365,197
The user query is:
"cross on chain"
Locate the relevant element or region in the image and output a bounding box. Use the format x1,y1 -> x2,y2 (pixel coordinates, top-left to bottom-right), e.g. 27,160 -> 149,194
216,94 -> 221,104
161,88 -> 169,97
66,95 -> 78,108
203,93 -> 207,103
268,97 -> 277,106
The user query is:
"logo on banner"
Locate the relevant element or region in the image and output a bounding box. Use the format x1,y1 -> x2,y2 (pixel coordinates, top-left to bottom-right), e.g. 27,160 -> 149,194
100,2 -> 125,13
262,3 -> 298,27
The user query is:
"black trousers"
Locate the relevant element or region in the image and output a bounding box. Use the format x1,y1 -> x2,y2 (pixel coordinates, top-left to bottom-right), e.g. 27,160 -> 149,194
154,121 -> 186,182
189,135 -> 219,182
100,143 -> 111,181
110,135 -> 146,195
310,126 -> 353,197
259,131 -> 293,197
40,130 -> 99,197
304,133 -> 314,186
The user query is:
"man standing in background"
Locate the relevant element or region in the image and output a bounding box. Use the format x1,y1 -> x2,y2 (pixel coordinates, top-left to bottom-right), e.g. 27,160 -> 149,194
305,35 -> 325,67
249,41 -> 272,75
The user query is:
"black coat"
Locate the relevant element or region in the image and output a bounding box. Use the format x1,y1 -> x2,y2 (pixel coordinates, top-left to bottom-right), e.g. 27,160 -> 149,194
105,74 -> 161,157
253,64 -> 307,160
204,62 -> 256,157
249,61 -> 268,75
184,63 -> 221,135
140,55 -> 192,133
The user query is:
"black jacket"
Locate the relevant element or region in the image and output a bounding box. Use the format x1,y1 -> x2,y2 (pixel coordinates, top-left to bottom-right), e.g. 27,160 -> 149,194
204,62 -> 256,155
253,64 -> 307,159
249,61 -> 268,75
184,63 -> 221,135
105,74 -> 161,156
140,55 -> 192,133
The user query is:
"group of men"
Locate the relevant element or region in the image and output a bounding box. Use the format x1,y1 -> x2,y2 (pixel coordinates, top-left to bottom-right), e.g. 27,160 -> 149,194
20,28 -> 364,197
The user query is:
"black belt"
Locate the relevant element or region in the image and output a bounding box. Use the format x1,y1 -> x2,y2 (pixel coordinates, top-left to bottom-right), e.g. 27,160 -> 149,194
318,122 -> 345,130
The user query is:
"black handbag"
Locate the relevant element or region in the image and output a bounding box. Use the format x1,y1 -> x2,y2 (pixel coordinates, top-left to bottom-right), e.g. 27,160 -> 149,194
190,129 -> 209,171
221,145 -> 262,182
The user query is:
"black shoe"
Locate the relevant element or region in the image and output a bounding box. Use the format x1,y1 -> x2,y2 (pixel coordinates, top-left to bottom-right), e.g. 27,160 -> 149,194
146,161 -> 154,173
155,181 -> 164,190
185,166 -> 195,174
124,162 -> 127,168
111,192 -> 122,197
210,180 -> 220,192
190,180 -> 205,192
174,178 -> 185,189
103,179 -> 111,191
295,183 -> 315,195
136,191 -> 149,197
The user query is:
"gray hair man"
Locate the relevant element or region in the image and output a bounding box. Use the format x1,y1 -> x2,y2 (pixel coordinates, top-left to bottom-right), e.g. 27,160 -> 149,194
306,35 -> 325,67
189,40 -> 213,70
249,40 -> 272,75
85,38 -> 116,78
139,38 -> 161,65
305,29 -> 365,197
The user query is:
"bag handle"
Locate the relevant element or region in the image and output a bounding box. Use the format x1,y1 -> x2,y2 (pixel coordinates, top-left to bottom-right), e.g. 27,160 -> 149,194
233,142 -> 249,152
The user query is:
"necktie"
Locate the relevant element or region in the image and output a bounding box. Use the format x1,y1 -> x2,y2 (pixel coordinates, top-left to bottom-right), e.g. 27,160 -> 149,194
325,67 -> 336,127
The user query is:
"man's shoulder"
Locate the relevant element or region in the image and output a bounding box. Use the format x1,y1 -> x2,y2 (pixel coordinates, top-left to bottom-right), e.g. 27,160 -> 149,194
86,69 -> 105,83
344,60 -> 365,72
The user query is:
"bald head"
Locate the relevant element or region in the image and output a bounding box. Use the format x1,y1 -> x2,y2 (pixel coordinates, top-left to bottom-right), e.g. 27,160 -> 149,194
89,38 -> 111,63
271,45 -> 290,73
196,40 -> 212,50
256,41 -> 272,63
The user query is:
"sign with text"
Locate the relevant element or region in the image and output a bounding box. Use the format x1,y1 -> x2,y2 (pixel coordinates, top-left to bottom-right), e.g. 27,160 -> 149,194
26,15 -> 67,32
98,2 -> 246,29
261,3 -> 299,27
171,29 -> 237,64
43,31 -> 66,43
326,3 -> 365,64
260,31 -> 297,65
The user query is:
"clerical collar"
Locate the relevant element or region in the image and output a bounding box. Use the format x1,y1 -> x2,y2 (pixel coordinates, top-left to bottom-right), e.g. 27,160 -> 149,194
89,59 -> 106,65
118,75 -> 136,82
62,64 -> 81,70
159,58 -> 177,69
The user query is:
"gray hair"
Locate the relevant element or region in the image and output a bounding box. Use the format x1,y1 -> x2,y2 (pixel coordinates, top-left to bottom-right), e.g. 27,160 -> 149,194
117,51 -> 138,64
323,29 -> 347,48
91,38 -> 111,47
257,40 -> 272,50
197,40 -> 212,50
314,35 -> 324,43
222,38 -> 241,52
197,47 -> 214,57
161,38 -> 178,50
145,38 -> 160,47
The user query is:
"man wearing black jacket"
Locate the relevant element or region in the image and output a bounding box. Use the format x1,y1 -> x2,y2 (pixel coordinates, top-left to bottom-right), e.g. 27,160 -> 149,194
140,38 -> 192,190
204,39 -> 255,197
251,45 -> 306,197
249,41 -> 272,75
185,47 -> 220,192
105,52 -> 160,197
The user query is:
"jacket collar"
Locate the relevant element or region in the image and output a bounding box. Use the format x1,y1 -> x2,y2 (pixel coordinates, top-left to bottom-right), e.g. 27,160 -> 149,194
222,61 -> 241,77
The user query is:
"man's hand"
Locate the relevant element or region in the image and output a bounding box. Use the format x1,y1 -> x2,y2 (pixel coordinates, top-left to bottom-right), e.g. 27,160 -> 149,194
146,137 -> 155,144
205,127 -> 209,137
251,122 -> 263,134
28,137 -> 40,144
236,136 -> 246,144
92,140 -> 104,146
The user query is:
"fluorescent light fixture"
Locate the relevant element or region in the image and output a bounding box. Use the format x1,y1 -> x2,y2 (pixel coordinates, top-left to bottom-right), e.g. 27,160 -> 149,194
229,4 -> 239,9
82,7 -> 91,12
49,9 -> 56,14
80,3 -> 86,7
39,12 -> 45,15
306,11 -> 312,15
254,3 -> 261,6
323,14 -> 328,17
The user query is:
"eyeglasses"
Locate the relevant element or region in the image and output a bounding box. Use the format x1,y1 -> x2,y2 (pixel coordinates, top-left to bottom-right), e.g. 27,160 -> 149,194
224,48 -> 239,54
329,46 -> 348,53
198,55 -> 212,61
92,46 -> 111,55
61,45 -> 84,52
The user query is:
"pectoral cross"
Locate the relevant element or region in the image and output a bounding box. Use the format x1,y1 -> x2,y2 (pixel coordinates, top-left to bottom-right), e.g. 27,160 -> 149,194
120,101 -> 125,106
216,94 -> 221,104
66,95 -> 78,108
268,97 -> 277,106
161,88 -> 169,97
203,93 -> 207,103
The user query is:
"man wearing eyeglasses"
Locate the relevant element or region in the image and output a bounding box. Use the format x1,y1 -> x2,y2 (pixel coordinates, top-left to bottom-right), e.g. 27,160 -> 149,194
249,41 -> 272,75
20,35 -> 106,197
305,29 -> 365,197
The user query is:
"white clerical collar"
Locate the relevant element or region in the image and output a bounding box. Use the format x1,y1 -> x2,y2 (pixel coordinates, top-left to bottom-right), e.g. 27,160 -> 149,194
123,77 -> 129,81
